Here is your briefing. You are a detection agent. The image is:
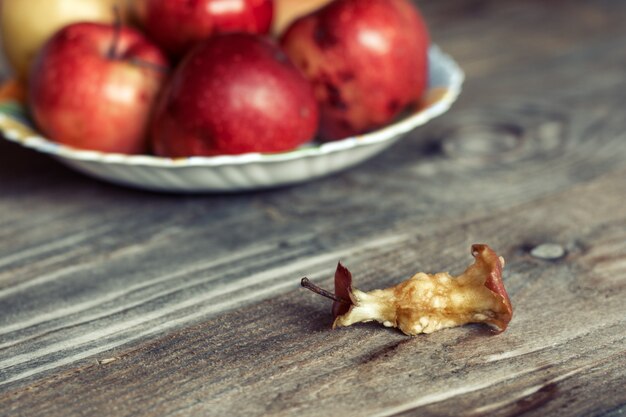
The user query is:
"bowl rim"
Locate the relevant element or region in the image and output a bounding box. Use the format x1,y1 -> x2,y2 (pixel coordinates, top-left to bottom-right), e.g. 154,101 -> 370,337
0,45 -> 464,168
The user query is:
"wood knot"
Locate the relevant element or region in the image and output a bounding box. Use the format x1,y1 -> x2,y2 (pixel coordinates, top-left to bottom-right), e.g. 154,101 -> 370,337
530,243 -> 566,260
441,122 -> 524,162
436,106 -> 568,168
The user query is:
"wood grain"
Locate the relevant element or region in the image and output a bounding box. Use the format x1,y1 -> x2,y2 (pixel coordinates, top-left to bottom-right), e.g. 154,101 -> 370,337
1,0 -> 626,416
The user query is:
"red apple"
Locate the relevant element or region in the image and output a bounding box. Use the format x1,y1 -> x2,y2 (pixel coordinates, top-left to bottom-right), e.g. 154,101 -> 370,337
138,0 -> 274,59
28,22 -> 168,154
151,33 -> 319,157
280,0 -> 429,141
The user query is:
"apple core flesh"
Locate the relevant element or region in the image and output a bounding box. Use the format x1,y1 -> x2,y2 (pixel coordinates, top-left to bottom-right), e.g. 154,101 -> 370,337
28,23 -> 168,154
280,0 -> 430,141
151,33 -> 319,157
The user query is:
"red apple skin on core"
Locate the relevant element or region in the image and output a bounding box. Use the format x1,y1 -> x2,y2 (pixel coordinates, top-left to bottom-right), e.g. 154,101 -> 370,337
140,0 -> 274,59
280,0 -> 429,141
151,33 -> 319,157
28,23 -> 168,154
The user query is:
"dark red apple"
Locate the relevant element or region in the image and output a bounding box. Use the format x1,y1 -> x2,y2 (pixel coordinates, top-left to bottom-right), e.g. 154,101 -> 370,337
151,33 -> 319,157
138,0 -> 274,59
280,0 -> 429,141
28,22 -> 168,154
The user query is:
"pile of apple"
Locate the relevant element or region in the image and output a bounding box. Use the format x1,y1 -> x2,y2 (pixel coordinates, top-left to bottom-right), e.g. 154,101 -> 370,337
1,0 -> 430,156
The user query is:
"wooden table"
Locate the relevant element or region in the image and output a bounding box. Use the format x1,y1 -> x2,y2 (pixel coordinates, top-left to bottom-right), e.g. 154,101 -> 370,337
1,1 -> 625,416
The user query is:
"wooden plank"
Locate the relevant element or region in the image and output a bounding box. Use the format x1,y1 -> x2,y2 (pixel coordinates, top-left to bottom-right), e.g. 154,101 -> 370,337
2,167 -> 625,416
0,0 -> 625,415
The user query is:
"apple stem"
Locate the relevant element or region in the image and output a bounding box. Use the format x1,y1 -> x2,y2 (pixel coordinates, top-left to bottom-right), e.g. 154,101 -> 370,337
301,278 -> 350,304
108,5 -> 122,60
128,58 -> 169,74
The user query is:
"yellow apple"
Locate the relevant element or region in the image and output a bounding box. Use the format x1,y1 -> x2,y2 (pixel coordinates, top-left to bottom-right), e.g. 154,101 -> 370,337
0,0 -> 129,80
273,0 -> 334,35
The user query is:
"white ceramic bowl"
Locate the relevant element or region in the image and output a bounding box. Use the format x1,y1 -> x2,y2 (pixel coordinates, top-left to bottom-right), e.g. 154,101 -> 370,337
0,46 -> 463,193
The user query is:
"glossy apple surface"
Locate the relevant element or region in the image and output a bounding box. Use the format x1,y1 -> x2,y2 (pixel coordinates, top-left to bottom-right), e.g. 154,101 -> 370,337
280,0 -> 429,140
0,0 -> 129,80
28,22 -> 168,154
138,0 -> 273,59
151,33 -> 319,157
